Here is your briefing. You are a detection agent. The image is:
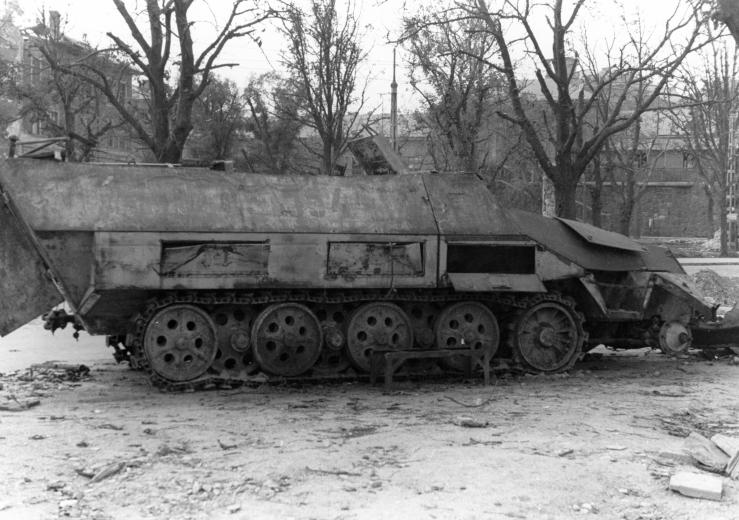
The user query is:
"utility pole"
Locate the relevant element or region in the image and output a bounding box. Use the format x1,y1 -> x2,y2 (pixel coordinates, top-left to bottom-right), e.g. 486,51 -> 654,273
727,74 -> 738,253
390,47 -> 398,151
728,104 -> 738,252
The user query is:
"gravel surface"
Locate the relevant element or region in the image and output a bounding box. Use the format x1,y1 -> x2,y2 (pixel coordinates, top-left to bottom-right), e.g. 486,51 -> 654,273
1,341 -> 739,520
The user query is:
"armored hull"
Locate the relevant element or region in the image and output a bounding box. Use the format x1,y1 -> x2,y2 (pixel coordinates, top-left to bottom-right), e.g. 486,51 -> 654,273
0,159 -> 718,388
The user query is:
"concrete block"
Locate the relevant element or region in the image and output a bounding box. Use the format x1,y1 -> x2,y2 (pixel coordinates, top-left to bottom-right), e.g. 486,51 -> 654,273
711,433 -> 739,458
683,432 -> 729,472
727,451 -> 739,480
669,471 -> 723,501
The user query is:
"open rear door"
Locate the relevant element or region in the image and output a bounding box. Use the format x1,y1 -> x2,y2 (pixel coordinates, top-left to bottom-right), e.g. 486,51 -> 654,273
0,189 -> 62,336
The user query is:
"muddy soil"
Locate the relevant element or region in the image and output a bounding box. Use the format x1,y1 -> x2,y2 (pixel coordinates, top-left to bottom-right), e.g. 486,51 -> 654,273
1,336 -> 739,520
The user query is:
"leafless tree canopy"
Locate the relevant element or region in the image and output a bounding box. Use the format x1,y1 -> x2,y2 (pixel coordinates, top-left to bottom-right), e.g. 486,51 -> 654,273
454,0 -> 708,218
715,0 -> 739,42
41,0 -> 271,163
669,35 -> 738,254
189,77 -> 245,162
11,11 -> 125,160
279,0 -> 370,175
404,9 -> 508,176
242,72 -> 304,175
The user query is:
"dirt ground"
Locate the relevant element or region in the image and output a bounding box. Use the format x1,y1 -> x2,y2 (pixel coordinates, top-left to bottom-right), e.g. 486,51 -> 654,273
1,325 -> 739,520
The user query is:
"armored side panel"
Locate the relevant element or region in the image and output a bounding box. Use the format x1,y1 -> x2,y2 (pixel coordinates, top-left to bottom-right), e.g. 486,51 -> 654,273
421,174 -> 545,292
0,183 -> 62,336
0,160 -> 438,234
0,160 -> 444,334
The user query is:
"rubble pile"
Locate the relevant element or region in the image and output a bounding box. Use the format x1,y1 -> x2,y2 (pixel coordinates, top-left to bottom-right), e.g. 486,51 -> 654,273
670,431 -> 739,501
0,363 -> 91,411
691,270 -> 739,306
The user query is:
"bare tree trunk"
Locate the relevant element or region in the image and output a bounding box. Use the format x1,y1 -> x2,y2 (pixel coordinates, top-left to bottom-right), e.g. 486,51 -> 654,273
618,171 -> 636,235
589,157 -> 603,227
542,174 -> 556,217
553,174 -> 578,219
704,184 -> 715,234
63,107 -> 75,159
717,185 -> 729,256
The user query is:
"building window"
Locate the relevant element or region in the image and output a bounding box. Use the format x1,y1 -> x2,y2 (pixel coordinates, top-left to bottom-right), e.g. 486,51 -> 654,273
31,57 -> 41,85
682,151 -> 696,169
634,150 -> 647,168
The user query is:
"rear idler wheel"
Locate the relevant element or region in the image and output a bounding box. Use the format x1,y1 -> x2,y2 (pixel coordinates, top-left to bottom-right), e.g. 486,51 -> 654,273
143,304 -> 218,382
510,296 -> 584,373
435,301 -> 500,372
346,302 -> 414,372
251,303 -> 323,377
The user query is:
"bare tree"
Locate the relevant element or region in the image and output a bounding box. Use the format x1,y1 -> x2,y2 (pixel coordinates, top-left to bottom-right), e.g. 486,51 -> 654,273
715,0 -> 739,42
242,72 -> 303,175
583,39 -> 670,235
404,9 -> 508,175
279,0 -> 369,175
41,0 -> 270,163
19,11 -> 124,161
601,115 -> 670,236
189,76 -> 245,161
668,36 -> 737,255
459,0 -> 706,218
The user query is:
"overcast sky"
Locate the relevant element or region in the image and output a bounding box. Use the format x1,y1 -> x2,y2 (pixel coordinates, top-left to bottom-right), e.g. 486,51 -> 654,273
8,0 -> 702,115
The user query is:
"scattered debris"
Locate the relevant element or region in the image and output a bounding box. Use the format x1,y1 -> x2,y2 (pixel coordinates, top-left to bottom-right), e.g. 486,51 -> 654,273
218,439 -> 237,451
711,433 -> 739,458
155,442 -> 191,456
28,363 -> 90,382
75,468 -> 96,479
338,425 -> 379,439
58,499 -> 78,509
305,467 -> 362,477
691,270 -> 739,306
683,432 -> 729,472
669,471 -> 723,501
96,423 -> 124,431
0,398 -> 40,412
461,438 -> 503,447
444,395 -> 495,408
558,449 -> 575,457
727,452 -> 739,480
572,502 -> 598,513
452,416 -> 489,428
89,462 -> 125,484
47,481 -> 66,492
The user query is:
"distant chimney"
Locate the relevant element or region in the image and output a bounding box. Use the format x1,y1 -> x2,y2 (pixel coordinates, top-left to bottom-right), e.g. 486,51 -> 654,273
49,10 -> 61,39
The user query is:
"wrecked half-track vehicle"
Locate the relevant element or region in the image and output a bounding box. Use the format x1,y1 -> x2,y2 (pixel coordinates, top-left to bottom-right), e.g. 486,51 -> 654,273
0,158 -> 729,389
